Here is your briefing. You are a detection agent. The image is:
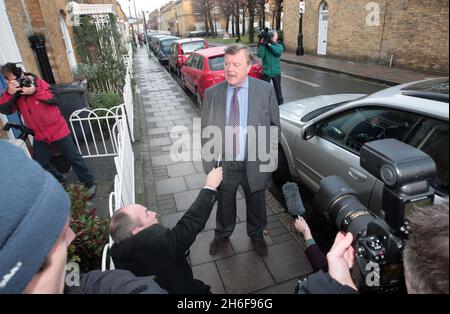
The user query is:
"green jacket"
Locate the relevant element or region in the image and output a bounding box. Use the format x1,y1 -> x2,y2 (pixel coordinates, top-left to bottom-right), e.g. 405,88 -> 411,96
257,42 -> 284,77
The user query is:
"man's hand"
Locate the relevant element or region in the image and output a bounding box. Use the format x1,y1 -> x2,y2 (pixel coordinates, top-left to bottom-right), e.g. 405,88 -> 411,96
7,80 -> 21,95
20,85 -> 36,95
204,167 -> 223,190
327,232 -> 357,290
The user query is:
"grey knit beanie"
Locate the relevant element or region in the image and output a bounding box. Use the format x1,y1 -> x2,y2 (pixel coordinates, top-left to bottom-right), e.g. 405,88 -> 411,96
0,140 -> 70,293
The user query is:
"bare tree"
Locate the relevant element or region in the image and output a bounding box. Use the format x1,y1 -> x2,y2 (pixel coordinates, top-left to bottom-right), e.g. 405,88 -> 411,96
218,2 -> 234,34
275,0 -> 283,30
233,0 -> 241,39
240,0 -> 248,36
248,0 -> 256,43
197,0 -> 216,35
257,0 -> 267,30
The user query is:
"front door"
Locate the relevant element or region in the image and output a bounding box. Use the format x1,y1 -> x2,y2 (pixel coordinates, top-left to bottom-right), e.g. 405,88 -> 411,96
317,2 -> 329,55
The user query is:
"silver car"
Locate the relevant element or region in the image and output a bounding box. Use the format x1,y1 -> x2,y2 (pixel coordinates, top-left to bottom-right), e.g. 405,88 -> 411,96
275,78 -> 449,213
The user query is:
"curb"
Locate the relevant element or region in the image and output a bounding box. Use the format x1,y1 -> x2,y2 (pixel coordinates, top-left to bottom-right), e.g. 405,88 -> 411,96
280,57 -> 398,86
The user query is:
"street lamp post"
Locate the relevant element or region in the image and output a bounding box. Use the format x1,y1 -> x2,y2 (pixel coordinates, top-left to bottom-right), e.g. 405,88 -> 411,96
296,1 -> 305,56
133,0 -> 140,34
142,10 -> 151,57
128,1 -> 136,47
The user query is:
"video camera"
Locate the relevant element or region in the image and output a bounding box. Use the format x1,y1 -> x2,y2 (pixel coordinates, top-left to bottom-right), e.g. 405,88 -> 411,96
258,27 -> 272,46
314,139 -> 436,293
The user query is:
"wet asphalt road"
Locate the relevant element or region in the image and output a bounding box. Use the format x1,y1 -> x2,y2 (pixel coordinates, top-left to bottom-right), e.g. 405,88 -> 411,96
279,61 -> 386,102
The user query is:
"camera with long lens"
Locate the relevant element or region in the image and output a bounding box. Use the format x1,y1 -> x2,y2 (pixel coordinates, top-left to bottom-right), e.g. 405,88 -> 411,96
314,139 -> 436,293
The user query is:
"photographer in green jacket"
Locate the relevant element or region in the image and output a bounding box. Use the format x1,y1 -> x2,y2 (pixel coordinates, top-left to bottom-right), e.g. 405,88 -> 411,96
257,30 -> 284,105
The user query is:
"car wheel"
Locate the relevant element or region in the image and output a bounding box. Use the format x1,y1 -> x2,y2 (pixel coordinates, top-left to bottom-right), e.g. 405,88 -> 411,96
273,147 -> 291,187
196,89 -> 203,109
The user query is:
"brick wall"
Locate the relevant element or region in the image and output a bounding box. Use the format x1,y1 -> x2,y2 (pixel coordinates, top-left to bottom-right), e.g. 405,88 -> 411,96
283,0 -> 449,73
5,0 -> 74,83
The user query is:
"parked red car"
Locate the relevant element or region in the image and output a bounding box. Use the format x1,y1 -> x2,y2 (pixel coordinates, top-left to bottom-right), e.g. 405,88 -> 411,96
168,38 -> 208,77
180,46 -> 263,108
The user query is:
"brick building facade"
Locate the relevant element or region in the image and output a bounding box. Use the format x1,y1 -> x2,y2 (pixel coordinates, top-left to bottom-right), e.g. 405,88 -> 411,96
3,0 -> 77,83
283,0 -> 449,73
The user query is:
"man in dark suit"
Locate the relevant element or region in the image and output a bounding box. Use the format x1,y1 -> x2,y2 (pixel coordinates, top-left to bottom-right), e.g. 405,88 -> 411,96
109,167 -> 223,294
201,43 -> 280,256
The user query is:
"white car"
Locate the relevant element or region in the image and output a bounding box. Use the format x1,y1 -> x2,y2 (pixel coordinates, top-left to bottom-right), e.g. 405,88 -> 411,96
275,78 -> 449,213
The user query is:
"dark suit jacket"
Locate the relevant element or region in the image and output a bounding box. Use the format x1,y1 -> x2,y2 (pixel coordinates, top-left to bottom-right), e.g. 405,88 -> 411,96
201,77 -> 280,193
110,189 -> 216,294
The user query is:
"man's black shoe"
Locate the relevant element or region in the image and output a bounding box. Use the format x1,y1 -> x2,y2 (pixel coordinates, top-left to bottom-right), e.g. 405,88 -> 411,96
209,238 -> 228,255
253,239 -> 268,256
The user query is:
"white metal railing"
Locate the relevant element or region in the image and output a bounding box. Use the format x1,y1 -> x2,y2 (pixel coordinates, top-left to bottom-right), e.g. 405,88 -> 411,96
123,71 -> 135,142
111,118 -> 135,208
72,44 -> 135,271
70,106 -> 124,158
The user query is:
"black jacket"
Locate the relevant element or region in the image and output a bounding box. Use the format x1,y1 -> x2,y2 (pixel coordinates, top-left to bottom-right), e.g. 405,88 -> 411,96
296,270 -> 359,294
110,188 -> 217,294
65,270 -> 167,294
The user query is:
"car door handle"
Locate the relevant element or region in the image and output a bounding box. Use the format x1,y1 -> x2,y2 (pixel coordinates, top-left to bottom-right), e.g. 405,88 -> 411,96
348,167 -> 367,182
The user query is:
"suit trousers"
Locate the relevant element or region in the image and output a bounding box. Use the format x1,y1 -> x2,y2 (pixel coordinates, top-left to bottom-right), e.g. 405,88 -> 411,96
262,74 -> 283,105
215,161 -> 267,241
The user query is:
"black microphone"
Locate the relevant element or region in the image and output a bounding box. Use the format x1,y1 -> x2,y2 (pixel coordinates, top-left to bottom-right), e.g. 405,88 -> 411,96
282,182 -> 306,220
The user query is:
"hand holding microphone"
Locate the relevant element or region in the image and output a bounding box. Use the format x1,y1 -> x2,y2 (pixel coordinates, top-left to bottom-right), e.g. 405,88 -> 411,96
282,182 -> 306,219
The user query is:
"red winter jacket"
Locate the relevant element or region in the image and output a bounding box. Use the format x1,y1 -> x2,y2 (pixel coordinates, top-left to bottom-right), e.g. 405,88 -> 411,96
0,76 -> 70,143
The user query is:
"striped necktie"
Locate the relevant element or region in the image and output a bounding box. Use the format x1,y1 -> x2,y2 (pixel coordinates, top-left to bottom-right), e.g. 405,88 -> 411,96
228,87 -> 241,160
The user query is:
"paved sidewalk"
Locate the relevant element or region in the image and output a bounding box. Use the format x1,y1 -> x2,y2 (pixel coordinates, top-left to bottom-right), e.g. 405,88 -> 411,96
281,52 -> 442,85
133,48 -> 313,294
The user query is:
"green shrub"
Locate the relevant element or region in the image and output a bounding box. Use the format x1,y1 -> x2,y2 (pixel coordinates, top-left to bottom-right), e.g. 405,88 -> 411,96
66,184 -> 109,272
88,92 -> 123,111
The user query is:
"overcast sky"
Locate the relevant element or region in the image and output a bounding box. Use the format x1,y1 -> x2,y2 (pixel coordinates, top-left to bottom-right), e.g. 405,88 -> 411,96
117,0 -> 171,17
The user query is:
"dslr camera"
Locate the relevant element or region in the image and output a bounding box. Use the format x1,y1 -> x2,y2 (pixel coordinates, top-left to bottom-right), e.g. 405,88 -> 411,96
18,77 -> 33,88
314,138 -> 436,293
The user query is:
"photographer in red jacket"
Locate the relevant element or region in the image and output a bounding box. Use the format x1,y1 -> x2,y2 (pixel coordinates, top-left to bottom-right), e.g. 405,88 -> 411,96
0,63 -> 95,191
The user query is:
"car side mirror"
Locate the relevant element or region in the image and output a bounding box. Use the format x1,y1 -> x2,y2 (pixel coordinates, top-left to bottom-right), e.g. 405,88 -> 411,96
302,125 -> 316,140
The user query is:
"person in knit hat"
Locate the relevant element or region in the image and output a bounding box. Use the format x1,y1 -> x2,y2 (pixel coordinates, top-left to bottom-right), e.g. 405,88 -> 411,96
0,140 -> 166,294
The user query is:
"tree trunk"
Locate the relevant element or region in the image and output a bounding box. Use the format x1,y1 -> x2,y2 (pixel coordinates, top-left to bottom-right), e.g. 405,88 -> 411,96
226,15 -> 230,33
204,14 -> 209,35
275,0 -> 282,30
271,9 -> 275,29
249,0 -> 255,43
235,2 -> 240,39
209,12 -> 215,36
232,15 -> 235,36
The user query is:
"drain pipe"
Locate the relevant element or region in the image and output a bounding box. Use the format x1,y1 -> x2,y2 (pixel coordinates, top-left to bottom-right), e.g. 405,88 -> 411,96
29,35 -> 55,84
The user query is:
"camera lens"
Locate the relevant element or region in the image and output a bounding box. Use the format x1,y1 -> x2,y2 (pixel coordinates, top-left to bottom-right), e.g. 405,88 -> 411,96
314,175 -> 375,238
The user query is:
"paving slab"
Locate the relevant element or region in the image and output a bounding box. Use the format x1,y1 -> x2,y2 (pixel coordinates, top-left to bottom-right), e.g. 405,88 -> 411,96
191,262 -> 226,294
216,251 -> 275,294
155,177 -> 187,196
174,189 -> 202,211
167,162 -> 197,178
262,240 -> 313,283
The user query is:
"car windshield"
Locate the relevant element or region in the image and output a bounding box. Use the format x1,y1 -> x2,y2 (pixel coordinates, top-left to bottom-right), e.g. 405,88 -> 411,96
208,55 -> 225,71
402,78 -> 449,95
301,97 -> 366,122
182,41 -> 205,53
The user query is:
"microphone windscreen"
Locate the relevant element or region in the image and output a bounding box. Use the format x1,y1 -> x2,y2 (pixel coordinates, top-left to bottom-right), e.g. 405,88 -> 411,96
282,182 -> 306,217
